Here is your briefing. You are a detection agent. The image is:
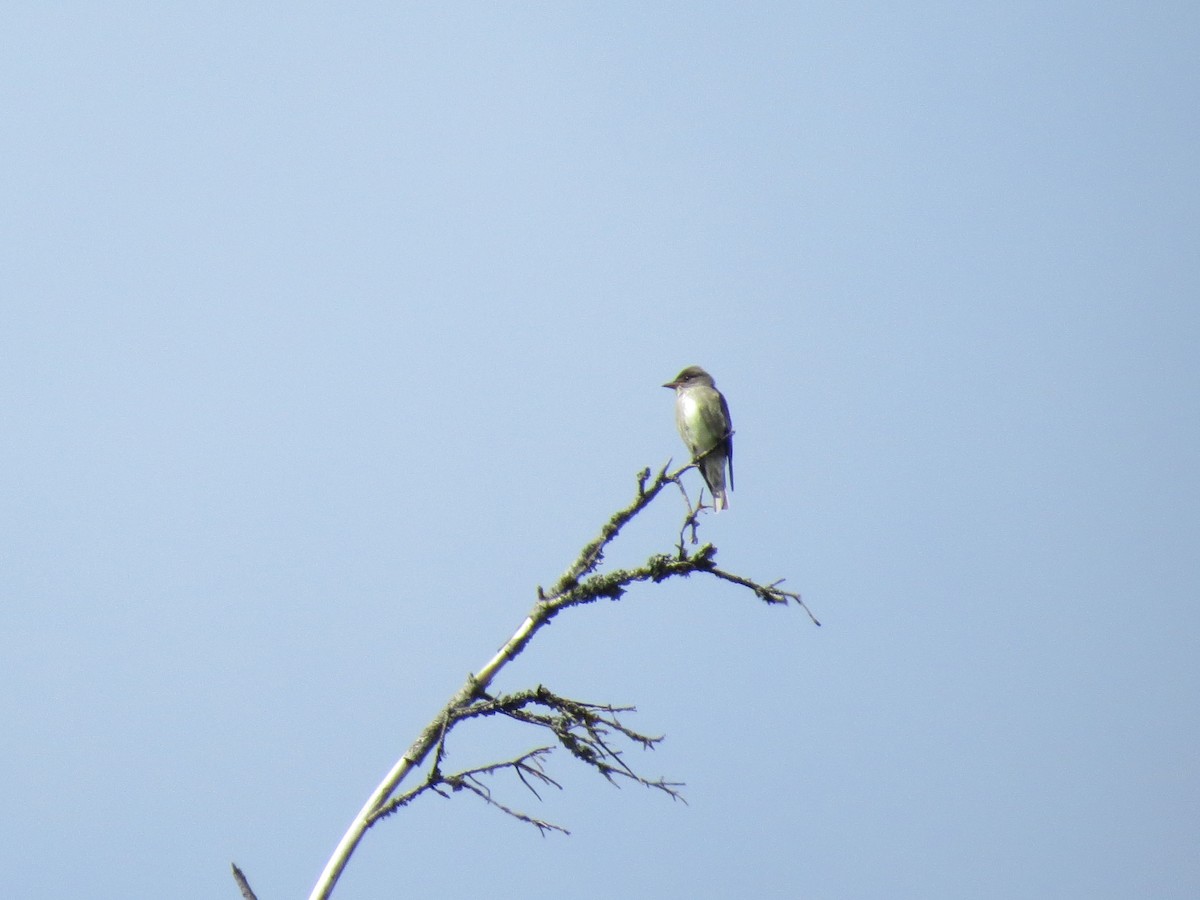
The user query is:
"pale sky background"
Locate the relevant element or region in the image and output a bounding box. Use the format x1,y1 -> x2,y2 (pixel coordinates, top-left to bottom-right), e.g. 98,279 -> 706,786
3,4 -> 1198,899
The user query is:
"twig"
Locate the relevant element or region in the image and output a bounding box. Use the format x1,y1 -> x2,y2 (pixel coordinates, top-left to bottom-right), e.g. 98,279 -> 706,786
369,746 -> 569,834
709,567 -> 821,625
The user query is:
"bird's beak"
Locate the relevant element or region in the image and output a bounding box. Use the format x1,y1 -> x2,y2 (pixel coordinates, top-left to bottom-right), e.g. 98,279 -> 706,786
662,380 -> 679,389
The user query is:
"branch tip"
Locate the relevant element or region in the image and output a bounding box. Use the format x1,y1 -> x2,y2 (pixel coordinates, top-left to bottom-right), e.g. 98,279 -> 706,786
232,863 -> 258,900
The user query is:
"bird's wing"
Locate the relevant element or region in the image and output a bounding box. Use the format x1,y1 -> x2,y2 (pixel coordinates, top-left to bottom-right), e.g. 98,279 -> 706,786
718,391 -> 733,491
695,386 -> 734,489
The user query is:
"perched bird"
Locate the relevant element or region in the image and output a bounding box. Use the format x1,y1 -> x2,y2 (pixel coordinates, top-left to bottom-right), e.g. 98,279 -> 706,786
662,365 -> 734,510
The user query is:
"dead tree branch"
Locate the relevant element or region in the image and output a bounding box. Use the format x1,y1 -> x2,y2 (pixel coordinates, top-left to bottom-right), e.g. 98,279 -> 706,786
234,460 -> 814,900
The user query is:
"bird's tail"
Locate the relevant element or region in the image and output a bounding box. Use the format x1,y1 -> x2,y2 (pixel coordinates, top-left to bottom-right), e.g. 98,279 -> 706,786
700,454 -> 730,512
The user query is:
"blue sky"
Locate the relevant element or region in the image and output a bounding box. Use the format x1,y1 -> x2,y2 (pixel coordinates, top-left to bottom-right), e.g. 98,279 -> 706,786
2,4 -> 1198,898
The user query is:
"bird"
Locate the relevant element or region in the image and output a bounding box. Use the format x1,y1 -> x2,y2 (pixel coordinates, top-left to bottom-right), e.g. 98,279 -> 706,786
662,365 -> 734,510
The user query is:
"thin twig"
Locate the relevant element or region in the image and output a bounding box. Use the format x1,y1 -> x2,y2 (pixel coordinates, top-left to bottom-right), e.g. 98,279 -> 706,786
709,567 -> 821,625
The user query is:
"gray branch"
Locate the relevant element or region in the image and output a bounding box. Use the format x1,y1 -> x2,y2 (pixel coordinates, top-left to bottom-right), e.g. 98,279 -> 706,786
233,461 -> 815,899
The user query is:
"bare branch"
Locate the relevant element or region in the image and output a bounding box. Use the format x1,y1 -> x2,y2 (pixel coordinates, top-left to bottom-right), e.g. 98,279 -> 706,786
304,464 -> 813,899
672,477 -> 703,549
464,686 -> 686,800
448,771 -> 569,836
546,462 -> 683,598
369,746 -> 569,835
708,567 -> 822,625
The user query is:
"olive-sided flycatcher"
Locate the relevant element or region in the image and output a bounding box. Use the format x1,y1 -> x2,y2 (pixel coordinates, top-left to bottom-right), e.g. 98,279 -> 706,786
663,365 -> 734,510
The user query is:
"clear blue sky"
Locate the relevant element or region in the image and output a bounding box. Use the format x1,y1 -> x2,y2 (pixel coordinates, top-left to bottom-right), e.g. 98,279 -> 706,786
3,4 -> 1197,898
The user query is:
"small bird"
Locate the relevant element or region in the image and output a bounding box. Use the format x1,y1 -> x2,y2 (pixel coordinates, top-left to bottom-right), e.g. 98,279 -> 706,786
662,365 -> 734,510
